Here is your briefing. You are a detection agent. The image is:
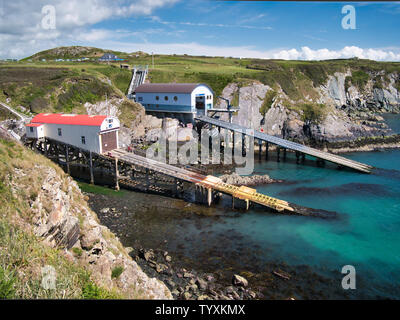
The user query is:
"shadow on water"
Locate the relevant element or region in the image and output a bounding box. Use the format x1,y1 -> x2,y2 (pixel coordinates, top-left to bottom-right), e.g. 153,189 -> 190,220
374,167 -> 400,182
278,182 -> 392,198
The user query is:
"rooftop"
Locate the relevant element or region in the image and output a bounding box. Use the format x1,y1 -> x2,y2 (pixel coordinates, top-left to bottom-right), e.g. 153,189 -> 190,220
30,113 -> 108,126
135,83 -> 213,94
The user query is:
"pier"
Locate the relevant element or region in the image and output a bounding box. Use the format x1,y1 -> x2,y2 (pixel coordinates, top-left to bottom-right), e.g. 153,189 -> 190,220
195,115 -> 373,174
25,138 -> 295,213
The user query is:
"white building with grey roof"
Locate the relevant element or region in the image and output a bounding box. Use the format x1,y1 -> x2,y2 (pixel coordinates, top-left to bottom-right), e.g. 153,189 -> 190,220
134,83 -> 214,123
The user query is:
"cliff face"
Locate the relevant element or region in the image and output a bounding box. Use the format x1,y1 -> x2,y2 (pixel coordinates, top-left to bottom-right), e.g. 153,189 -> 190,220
0,137 -> 171,299
218,69 -> 400,146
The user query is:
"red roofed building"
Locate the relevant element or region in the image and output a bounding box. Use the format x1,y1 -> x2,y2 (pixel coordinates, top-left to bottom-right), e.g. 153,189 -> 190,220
25,113 -> 120,154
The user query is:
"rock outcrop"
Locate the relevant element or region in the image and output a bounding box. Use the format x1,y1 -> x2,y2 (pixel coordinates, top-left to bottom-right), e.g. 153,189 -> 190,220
217,70 -> 400,147
219,172 -> 277,186
9,162 -> 172,299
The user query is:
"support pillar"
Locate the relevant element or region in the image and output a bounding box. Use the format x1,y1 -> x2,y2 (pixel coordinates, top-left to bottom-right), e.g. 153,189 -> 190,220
283,148 -> 287,161
245,199 -> 250,210
44,140 -> 48,157
89,151 -> 94,184
174,178 -> 178,197
265,142 -> 269,160
207,188 -> 212,207
56,144 -> 59,164
295,151 -> 300,164
302,153 -> 305,162
232,196 -> 235,209
242,133 -> 246,156
277,147 -> 280,162
115,158 -> 120,191
65,146 -> 70,174
258,139 -> 262,160
145,168 -> 150,190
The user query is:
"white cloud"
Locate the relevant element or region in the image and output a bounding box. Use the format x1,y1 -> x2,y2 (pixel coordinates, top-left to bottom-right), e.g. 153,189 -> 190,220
98,41 -> 400,62
0,0 -> 179,58
0,0 -> 399,62
270,46 -> 400,61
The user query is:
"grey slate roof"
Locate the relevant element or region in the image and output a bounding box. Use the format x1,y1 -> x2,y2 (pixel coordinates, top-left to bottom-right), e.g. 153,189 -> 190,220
135,83 -> 213,94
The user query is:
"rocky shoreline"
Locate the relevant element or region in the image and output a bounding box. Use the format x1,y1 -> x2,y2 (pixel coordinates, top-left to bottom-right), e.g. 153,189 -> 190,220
130,247 -> 258,300
85,190 -> 360,300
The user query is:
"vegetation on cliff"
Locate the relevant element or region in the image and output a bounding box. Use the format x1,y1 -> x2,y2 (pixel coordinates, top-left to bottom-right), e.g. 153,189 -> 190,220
0,136 -> 170,299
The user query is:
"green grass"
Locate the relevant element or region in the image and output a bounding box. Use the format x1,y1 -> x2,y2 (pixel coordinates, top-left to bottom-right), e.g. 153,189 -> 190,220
111,266 -> 124,279
77,181 -> 127,197
0,267 -> 16,299
260,90 -> 276,116
300,103 -> 327,124
81,281 -> 121,299
345,70 -> 370,92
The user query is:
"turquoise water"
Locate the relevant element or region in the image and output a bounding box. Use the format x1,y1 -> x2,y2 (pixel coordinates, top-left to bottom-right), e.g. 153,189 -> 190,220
210,132 -> 400,298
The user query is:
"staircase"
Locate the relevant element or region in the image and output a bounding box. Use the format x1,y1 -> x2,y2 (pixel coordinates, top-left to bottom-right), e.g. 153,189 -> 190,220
127,65 -> 148,100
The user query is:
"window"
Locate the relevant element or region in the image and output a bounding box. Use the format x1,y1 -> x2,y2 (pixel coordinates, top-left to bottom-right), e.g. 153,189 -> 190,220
81,136 -> 86,145
29,127 -> 33,133
58,128 -> 62,136
138,97 -> 143,102
174,96 -> 178,102
164,96 -> 168,101
108,119 -> 113,123
156,96 -> 159,101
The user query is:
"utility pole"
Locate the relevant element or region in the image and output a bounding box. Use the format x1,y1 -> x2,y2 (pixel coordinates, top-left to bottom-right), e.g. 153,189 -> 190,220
106,93 -> 109,117
152,52 -> 154,69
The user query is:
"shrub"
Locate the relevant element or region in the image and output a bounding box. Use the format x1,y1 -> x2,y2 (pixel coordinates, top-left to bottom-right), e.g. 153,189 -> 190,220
72,247 -> 83,258
260,90 -> 276,116
81,281 -> 118,299
0,267 -> 16,299
111,266 -> 124,279
298,64 -> 328,87
346,70 -> 369,92
301,103 -> 327,124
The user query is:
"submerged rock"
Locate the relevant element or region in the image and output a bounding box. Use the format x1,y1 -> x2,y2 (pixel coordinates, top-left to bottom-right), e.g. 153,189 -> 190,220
232,274 -> 248,287
219,172 -> 278,186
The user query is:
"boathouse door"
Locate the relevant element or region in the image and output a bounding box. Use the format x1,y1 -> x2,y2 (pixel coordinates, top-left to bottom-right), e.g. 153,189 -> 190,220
195,95 -> 206,116
101,130 -> 117,153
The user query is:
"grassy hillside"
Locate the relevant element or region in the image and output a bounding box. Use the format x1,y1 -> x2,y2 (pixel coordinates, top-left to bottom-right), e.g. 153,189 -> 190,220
0,64 -> 135,115
0,137 -> 121,298
23,46 -> 148,62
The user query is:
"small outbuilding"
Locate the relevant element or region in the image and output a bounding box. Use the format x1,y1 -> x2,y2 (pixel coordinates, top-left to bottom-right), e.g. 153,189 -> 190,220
25,113 -> 120,154
134,83 -> 214,123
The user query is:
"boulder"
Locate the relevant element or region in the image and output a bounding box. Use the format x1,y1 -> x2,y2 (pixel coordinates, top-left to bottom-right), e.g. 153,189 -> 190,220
196,278 -> 208,291
232,274 -> 248,287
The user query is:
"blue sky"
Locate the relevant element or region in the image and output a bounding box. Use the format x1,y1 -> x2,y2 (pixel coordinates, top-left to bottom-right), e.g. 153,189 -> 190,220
1,1 -> 400,60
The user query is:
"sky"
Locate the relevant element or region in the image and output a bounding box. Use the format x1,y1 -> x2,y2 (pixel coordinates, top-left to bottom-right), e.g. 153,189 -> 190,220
1,0 -> 400,61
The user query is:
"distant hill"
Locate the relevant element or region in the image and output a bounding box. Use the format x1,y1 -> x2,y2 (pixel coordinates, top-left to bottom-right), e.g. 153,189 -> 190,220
22,46 -> 132,61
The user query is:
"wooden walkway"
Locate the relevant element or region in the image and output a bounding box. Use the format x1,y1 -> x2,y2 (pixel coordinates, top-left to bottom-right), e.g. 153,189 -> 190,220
195,115 -> 373,173
110,149 -> 294,212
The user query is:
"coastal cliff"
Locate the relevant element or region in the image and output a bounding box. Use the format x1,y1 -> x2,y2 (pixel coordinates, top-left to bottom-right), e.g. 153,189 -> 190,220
0,133 -> 171,299
217,68 -> 400,149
